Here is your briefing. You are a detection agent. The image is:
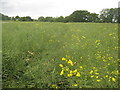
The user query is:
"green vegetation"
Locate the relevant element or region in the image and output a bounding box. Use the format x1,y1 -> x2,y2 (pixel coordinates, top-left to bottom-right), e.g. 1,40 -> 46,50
2,22 -> 119,88
1,8 -> 120,23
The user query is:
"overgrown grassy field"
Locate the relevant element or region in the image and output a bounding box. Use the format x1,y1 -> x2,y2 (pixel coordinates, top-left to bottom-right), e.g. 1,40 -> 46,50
2,22 -> 119,88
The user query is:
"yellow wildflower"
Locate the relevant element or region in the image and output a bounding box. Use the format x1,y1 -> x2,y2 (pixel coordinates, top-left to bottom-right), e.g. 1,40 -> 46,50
79,66 -> 83,69
105,75 -> 108,78
76,72 -> 81,77
52,84 -> 55,87
68,60 -> 74,66
70,70 -> 73,74
59,64 -> 63,67
103,59 -> 107,62
73,69 -> 77,73
91,75 -> 94,78
95,40 -> 100,46
62,57 -> 66,61
95,73 -> 99,75
67,73 -> 73,77
90,70 -> 93,74
82,36 -> 86,39
116,70 -> 119,74
51,84 -> 58,88
112,77 -> 116,82
96,76 -> 99,78
66,67 -> 70,71
97,43 -> 100,45
73,84 -> 78,86
97,79 -> 101,82
94,69 -> 98,72
95,40 -> 100,43
60,70 -> 64,75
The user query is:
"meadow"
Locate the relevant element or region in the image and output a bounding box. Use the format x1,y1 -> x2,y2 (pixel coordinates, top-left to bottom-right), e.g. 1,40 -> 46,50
2,22 -> 119,88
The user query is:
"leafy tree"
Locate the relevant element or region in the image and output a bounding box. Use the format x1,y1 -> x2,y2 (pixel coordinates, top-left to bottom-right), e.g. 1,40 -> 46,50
11,17 -> 15,21
38,16 -> 56,22
87,13 -> 99,22
25,16 -> 33,21
45,17 -> 53,22
100,9 -> 109,22
38,16 -> 45,22
55,16 -> 65,22
110,8 -> 119,23
64,16 -> 70,22
118,8 -> 120,23
69,10 -> 91,22
0,13 -> 2,20
15,16 -> 20,21
19,17 -> 26,21
0,13 -> 11,21
100,8 -> 118,23
19,16 -> 32,21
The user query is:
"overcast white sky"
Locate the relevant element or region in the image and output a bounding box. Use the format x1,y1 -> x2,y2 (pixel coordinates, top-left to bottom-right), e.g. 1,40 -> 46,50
0,0 -> 119,19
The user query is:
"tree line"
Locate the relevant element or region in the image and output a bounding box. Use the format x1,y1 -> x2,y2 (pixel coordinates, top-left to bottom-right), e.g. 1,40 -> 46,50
0,8 -> 120,23
0,14 -> 33,21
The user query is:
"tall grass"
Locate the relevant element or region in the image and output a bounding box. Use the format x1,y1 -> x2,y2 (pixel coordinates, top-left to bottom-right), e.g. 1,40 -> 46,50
2,22 -> 118,88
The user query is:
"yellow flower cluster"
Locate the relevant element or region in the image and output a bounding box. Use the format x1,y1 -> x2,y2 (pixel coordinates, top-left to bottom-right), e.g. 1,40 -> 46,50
89,67 -> 102,82
60,68 -> 81,77
59,57 -> 81,77
104,75 -> 117,82
67,73 -> 73,77
67,70 -> 81,77
62,57 -> 74,66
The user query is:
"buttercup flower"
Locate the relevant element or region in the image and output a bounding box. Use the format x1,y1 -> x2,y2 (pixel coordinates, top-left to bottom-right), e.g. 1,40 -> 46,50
60,70 -> 64,75
73,84 -> 78,86
68,60 -> 74,66
67,73 -> 73,77
112,77 -> 116,82
79,66 -> 83,69
73,69 -> 77,73
76,72 -> 81,77
97,79 -> 101,82
59,64 -> 63,67
62,57 -> 66,61
90,70 -> 93,74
